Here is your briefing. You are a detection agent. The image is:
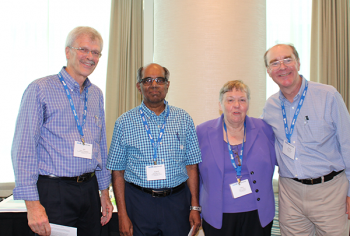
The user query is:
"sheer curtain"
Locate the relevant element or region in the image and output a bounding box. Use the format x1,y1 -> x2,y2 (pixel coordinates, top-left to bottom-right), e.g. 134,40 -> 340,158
0,0 -> 111,183
105,0 -> 143,149
266,0 -> 312,99
310,0 -> 350,110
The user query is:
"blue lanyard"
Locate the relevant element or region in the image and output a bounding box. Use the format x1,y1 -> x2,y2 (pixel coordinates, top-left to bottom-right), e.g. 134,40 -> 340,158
224,121 -> 246,179
139,101 -> 170,165
58,73 -> 88,144
281,81 -> 308,143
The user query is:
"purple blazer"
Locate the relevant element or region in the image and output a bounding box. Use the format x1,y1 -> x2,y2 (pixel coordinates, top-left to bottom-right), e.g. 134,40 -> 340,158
196,115 -> 277,229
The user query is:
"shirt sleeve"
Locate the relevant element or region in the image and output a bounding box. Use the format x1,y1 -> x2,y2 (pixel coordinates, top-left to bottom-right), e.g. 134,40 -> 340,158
95,92 -> 111,190
331,91 -> 350,196
107,117 -> 127,170
11,83 -> 43,200
184,114 -> 202,166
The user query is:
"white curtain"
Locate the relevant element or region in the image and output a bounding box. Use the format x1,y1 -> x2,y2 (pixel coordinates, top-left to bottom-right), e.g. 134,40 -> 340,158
0,0 -> 111,183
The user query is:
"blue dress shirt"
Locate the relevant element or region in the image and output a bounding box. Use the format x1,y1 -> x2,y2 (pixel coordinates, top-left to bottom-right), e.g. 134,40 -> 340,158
262,76 -> 350,195
12,67 -> 110,200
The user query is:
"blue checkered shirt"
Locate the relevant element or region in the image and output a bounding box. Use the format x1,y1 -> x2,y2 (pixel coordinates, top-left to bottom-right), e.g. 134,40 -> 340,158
107,102 -> 202,188
12,67 -> 111,201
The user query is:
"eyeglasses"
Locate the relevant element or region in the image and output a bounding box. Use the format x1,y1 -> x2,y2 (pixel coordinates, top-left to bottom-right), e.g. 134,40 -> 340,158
139,77 -> 168,85
69,47 -> 102,58
268,57 -> 295,71
233,150 -> 241,166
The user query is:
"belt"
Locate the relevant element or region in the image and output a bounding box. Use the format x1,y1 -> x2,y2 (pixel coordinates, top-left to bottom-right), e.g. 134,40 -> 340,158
128,182 -> 185,197
40,172 -> 95,183
292,170 -> 343,185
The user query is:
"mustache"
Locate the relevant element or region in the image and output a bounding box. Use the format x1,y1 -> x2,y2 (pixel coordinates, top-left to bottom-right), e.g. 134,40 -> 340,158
82,60 -> 96,65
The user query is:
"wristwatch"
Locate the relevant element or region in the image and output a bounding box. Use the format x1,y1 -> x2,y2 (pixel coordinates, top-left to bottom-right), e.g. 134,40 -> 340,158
190,206 -> 202,212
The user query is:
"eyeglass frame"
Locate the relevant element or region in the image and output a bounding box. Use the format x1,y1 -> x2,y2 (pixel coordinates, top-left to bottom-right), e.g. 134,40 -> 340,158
232,150 -> 241,166
268,57 -> 296,71
69,46 -> 102,58
138,77 -> 169,85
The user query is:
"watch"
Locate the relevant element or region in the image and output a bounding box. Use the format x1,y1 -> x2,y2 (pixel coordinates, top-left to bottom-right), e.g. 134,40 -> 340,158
190,206 -> 202,212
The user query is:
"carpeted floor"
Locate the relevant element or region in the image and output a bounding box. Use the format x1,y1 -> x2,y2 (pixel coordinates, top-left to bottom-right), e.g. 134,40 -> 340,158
271,193 -> 281,236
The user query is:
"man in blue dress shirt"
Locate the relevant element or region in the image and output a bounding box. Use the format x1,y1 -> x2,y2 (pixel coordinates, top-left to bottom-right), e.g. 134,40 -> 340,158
107,63 -> 202,236
262,44 -> 350,235
11,26 -> 112,236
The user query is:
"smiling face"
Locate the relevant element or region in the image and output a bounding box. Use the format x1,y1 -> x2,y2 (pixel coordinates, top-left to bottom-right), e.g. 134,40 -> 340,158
136,64 -> 170,109
266,45 -> 301,93
65,34 -> 101,84
220,89 -> 249,127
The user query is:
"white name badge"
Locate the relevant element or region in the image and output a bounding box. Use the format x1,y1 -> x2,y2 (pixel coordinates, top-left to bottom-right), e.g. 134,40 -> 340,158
283,140 -> 296,160
146,164 -> 166,181
229,179 -> 252,199
74,141 -> 92,159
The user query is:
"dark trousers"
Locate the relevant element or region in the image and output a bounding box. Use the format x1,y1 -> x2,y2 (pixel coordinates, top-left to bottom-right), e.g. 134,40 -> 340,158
125,182 -> 191,236
202,211 -> 273,236
37,175 -> 102,236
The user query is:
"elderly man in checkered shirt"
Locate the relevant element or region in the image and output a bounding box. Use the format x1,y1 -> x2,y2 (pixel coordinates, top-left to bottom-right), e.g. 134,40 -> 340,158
107,63 -> 202,236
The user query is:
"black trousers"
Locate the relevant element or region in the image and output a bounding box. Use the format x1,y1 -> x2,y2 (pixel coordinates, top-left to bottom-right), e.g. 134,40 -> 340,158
125,182 -> 191,236
37,175 -> 102,236
202,211 -> 273,236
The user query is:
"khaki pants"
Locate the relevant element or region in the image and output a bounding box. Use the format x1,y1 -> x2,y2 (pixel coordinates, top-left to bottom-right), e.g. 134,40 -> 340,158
279,171 -> 349,236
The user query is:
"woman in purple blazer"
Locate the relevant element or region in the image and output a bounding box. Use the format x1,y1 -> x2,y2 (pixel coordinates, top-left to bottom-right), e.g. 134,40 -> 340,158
196,80 -> 277,236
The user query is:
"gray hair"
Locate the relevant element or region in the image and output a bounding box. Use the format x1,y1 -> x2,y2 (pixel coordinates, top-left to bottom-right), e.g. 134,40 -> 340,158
264,43 -> 300,67
137,64 -> 170,83
219,80 -> 250,103
65,26 -> 103,50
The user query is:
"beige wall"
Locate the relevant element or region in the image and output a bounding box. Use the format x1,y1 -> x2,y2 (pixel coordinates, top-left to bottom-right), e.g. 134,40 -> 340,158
153,0 -> 266,125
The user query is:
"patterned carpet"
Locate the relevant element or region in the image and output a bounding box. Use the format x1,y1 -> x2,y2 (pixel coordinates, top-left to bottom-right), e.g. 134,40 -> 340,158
271,193 -> 281,236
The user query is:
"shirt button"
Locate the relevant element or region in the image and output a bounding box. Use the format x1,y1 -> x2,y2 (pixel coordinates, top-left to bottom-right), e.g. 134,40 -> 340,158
250,171 -> 254,175
257,198 -> 260,201
158,125 -> 160,128
292,107 -> 295,109
296,158 -> 298,160
253,180 -> 256,184
162,159 -> 164,162
255,189 -> 259,193
293,141 -> 295,143
295,175 -> 298,177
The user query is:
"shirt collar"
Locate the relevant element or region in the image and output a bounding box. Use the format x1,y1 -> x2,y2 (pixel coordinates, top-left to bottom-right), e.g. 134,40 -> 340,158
278,75 -> 306,103
140,100 -> 169,118
59,67 -> 92,91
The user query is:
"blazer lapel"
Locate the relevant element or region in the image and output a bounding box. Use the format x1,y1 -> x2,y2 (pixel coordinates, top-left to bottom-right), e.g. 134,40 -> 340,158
244,116 -> 259,159
207,114 -> 225,174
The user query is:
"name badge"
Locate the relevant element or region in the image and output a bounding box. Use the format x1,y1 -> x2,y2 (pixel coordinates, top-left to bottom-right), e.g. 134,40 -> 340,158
283,140 -> 295,160
229,179 -> 252,198
146,164 -> 166,181
74,141 -> 92,159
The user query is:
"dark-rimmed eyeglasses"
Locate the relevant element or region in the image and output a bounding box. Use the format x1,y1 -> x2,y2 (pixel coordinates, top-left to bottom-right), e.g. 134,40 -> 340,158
139,77 -> 168,85
268,57 -> 295,71
69,46 -> 102,58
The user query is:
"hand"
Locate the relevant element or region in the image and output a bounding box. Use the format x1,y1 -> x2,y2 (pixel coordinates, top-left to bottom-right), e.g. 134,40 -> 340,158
346,196 -> 350,219
100,189 -> 113,226
118,214 -> 133,236
189,210 -> 201,236
25,201 -> 51,236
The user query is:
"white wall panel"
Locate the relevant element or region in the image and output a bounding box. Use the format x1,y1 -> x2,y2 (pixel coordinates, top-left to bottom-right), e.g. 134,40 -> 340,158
154,0 -> 266,125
